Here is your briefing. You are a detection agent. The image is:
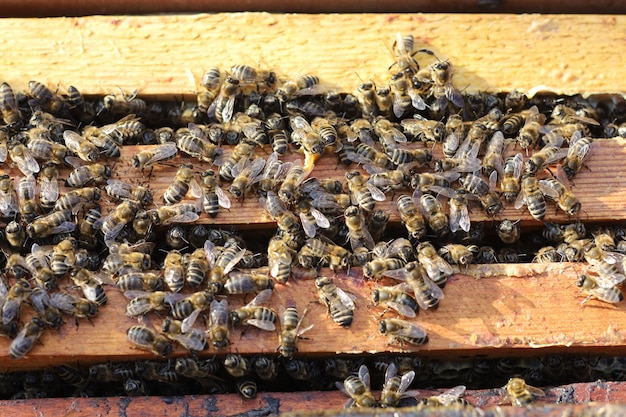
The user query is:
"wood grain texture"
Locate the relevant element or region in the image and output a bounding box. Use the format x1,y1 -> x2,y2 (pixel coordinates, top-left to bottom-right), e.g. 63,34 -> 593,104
0,14 -> 623,98
2,381 -> 626,416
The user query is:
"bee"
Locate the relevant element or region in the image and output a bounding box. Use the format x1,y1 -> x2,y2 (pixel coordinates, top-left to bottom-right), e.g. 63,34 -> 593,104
380,363 -> 416,408
163,163 -> 199,205
208,299 -> 230,350
538,177 -> 581,217
419,194 -> 449,236
236,379 -> 257,399
2,279 -> 31,325
230,289 -> 277,331
37,162 -> 60,211
54,187 -> 100,212
497,219 -> 521,244
27,137 -> 67,165
583,246 -> 625,286
29,81 -> 65,114
65,161 -> 112,188
356,82 -> 379,119
336,365 -> 376,408
198,67 -> 222,105
416,242 -> 454,287
224,353 -> 252,378
126,325 -> 173,357
105,179 -> 153,206
254,356 -> 279,381
482,130 -> 505,178
5,221 -> 26,250
401,116 -> 446,143
386,147 -> 432,171
502,377 -> 546,406
563,132 -> 593,179
448,189 -> 471,233
345,171 -> 385,212
310,117 -> 338,146
206,238 -> 247,294
49,238 -> 76,277
67,85 -> 96,123
0,81 -> 22,127
150,201 -> 201,225
162,250 -> 185,293
523,145 -> 567,175
278,161 -> 311,204
95,200 -> 138,245
390,71 -> 427,116
62,130 -> 99,162
17,175 -> 38,223
229,157 -> 266,199
379,318 -> 428,346
419,385 -> 469,408
172,290 -> 213,322
175,356 -> 220,380
577,273 -> 624,305
363,258 -> 406,280
219,140 -> 257,182
515,173 -> 546,221
124,290 -> 174,317
49,292 -> 99,325
517,106 -> 546,151
385,261 -> 444,310
349,142 -> 391,171
391,33 -> 432,73
8,142 -> 40,176
70,268 -> 111,305
299,237 -> 350,272
224,270 -> 274,295
211,76 -> 240,123
439,244 -> 478,267
103,89 -> 146,116
372,282 -> 419,318
375,85 -> 393,117
367,170 -> 409,194
132,142 -> 178,172
161,317 -> 208,352
443,114 -> 466,158
278,306 -> 313,358
290,116 -> 326,163
315,276 -> 355,327
116,271 -> 164,292
176,123 -> 223,164
9,317 -> 46,359
396,194 -> 427,241
459,173 -> 503,216
501,153 -> 524,203
199,169 -> 230,217
373,117 -> 408,148
26,209 -> 75,239
83,127 -> 122,158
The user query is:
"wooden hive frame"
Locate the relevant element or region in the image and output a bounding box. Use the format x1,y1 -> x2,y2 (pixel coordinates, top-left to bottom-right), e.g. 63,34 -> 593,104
0,12 -> 625,416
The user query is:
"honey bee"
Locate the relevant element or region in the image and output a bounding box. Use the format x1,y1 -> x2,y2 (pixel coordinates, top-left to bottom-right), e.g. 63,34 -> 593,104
419,194 -> 449,236
563,131 -> 593,179
311,117 -> 338,146
230,289 -> 277,331
290,115 -> 326,163
583,246 -> 625,285
375,85 -> 393,117
105,179 -> 153,206
62,130 -> 99,163
236,379 -> 257,399
348,142 -> 391,171
171,290 -> 214,322
65,161 -> 112,188
126,325 -> 173,357
401,116 -> 446,143
501,153 -> 523,203
116,271 -> 164,292
379,363 -> 416,408
229,157 -> 266,199
371,282 -> 419,318
49,238 -> 76,277
278,161 -> 311,204
254,356 -> 279,381
124,290 -> 174,318
315,276 -> 355,327
17,175 -> 38,223
356,82 -> 379,119
95,200 -> 138,245
363,258 -> 406,280
219,140 -> 257,181
459,173 -> 503,216
342,205 -> 374,251
443,114 -> 466,158
373,117 -> 408,148
345,171 -> 385,212
132,142 -> 178,172
267,235 -> 296,284
396,194 -> 427,241
538,177 -> 581,217
29,81 -> 66,114
523,145 -> 567,175
150,201 -> 201,225
515,173 -> 546,221
224,270 -> 274,295
385,261 -> 444,310
336,365 -> 377,408
49,292 -> 99,325
27,137 -> 67,165
497,219 -> 521,244
8,142 -> 40,176
211,76 -> 240,123
390,32 -> 433,73
2,279 -> 31,325
421,59 -> 464,109
70,267 -> 112,305
37,162 -> 60,211
163,250 -> 185,293
416,242 -> 454,287
162,163 -> 199,205
224,353 -> 252,377
5,221 -> 26,250
517,106 -> 546,151
379,318 -> 428,346
26,209 -> 75,239
449,189 -> 471,233
161,317 -> 208,352
502,377 -> 545,406
577,273 -> 624,305
54,187 -> 100,212
207,299 -> 230,350
439,244 -> 478,267
199,169 -> 230,217
299,237 -> 350,272
205,238 -> 247,294
9,317 -> 46,359
419,385 -> 469,408
278,305 -> 313,358
482,130 -> 505,178
0,82 -> 22,127
175,357 -> 221,380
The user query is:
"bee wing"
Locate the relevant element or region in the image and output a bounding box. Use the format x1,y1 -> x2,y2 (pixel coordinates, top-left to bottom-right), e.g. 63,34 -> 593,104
49,292 -> 78,313
103,221 -> 127,243
513,188 -> 527,210
247,288 -> 273,307
420,256 -> 454,280
449,198 -> 469,233
215,186 -> 231,209
63,130 -> 83,153
538,179 -> 561,199
398,370 -> 416,395
149,143 -> 179,165
173,332 -> 208,352
246,319 -> 276,332
189,179 -> 203,199
336,287 -> 356,311
300,212 -> 318,238
165,212 -> 200,224
223,249 -> 248,274
51,221 -> 77,235
358,364 -> 371,388
221,97 -> 235,123
181,308 -> 201,333
384,362 -> 397,381
0,142 -> 6,163
395,320 -> 428,339
204,240 -> 218,268
366,183 -> 386,202
408,89 -> 427,111
64,155 -> 85,169
383,267 -> 412,281
210,299 -> 229,326
290,115 -> 312,132
15,150 -> 40,175
40,175 -> 60,202
295,84 -> 326,97
527,385 -> 546,397
123,290 -> 151,300
386,301 -> 417,318
311,207 -> 330,229
445,84 -> 464,108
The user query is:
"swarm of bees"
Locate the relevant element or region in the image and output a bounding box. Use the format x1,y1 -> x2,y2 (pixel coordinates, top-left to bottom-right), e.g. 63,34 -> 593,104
0,32 -> 622,403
